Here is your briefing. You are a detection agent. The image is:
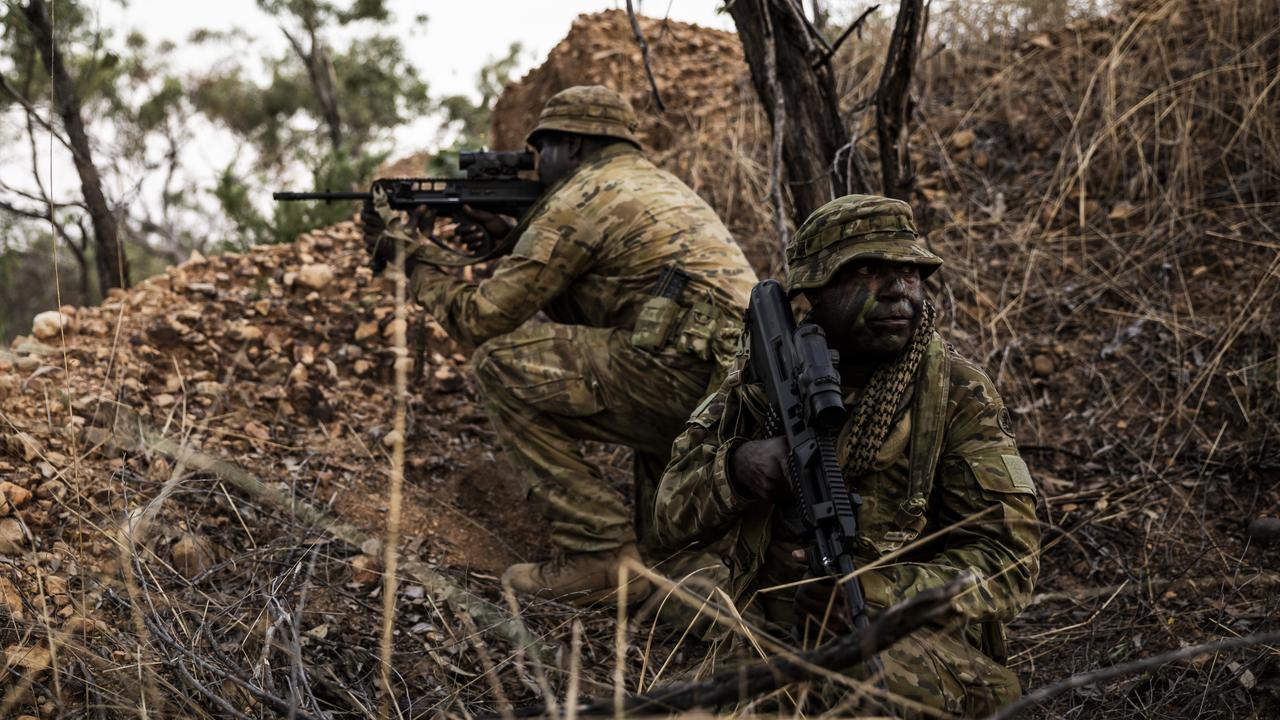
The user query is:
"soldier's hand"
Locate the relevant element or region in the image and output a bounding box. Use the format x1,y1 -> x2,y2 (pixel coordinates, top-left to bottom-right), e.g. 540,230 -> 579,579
459,204 -> 514,242
361,199 -> 392,272
728,436 -> 791,502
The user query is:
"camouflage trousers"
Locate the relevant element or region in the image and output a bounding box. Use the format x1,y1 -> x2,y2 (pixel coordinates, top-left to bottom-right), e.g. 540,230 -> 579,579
471,321 -> 714,554
861,625 -> 1020,717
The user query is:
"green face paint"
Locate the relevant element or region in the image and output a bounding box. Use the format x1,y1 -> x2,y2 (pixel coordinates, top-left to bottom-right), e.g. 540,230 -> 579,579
849,289 -> 877,334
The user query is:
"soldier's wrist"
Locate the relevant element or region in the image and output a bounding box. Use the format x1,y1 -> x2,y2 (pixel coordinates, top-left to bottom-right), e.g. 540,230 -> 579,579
715,438 -> 753,510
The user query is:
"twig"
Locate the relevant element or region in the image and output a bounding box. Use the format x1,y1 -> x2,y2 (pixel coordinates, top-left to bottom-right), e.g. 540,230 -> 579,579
625,0 -> 667,113
379,205 -> 411,718
1026,570 -> 1280,608
988,631 -> 1280,720
812,5 -> 878,69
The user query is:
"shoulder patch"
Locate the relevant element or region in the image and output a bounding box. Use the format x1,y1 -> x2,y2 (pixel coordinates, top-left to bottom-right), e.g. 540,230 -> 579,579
997,406 -> 1015,438
1002,455 -> 1035,494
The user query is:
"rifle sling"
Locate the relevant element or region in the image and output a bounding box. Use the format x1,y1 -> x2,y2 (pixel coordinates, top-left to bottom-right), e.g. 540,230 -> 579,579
895,334 -> 951,533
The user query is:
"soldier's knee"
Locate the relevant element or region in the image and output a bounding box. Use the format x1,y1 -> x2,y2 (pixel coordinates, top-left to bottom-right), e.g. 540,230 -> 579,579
470,334 -> 514,392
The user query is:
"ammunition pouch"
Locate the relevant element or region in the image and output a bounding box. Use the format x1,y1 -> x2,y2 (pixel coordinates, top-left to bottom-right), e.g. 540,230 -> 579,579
631,296 -> 683,352
631,299 -> 725,361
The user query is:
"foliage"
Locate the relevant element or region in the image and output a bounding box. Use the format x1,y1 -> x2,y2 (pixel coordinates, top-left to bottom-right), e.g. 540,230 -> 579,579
430,42 -> 525,175
213,149 -> 386,248
187,0 -> 430,243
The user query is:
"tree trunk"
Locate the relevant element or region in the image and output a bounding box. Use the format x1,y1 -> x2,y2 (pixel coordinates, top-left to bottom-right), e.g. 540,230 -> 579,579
282,18 -> 344,154
23,0 -> 130,291
729,0 -> 868,226
875,0 -> 926,201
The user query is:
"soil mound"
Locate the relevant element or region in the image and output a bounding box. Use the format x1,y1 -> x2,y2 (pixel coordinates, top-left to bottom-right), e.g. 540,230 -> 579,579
492,10 -> 776,271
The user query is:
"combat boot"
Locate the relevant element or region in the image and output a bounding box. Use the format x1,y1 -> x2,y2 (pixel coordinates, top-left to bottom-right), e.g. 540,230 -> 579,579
502,543 -> 652,606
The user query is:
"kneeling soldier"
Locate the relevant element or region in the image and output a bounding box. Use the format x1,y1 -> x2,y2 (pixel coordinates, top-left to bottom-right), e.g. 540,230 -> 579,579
364,85 -> 758,604
654,195 -> 1040,715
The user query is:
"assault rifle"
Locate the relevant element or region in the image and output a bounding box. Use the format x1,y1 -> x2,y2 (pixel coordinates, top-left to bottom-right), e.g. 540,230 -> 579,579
745,279 -> 878,657
273,150 -> 544,264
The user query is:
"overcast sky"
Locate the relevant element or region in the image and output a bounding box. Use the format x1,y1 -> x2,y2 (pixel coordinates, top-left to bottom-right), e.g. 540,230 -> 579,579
98,0 -> 735,101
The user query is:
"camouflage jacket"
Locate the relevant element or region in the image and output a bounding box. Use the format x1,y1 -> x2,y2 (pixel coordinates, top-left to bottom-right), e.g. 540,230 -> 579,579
654,333 -> 1041,629
410,143 -> 758,350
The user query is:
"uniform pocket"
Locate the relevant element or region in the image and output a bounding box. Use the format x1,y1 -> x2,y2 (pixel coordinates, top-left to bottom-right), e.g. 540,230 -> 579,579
474,325 -> 605,417
964,453 -> 1037,497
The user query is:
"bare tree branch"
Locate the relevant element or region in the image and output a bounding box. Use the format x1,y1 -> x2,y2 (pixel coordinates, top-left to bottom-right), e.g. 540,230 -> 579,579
0,68 -> 77,157
875,0 -> 926,200
814,5 -> 879,69
988,631 -> 1280,720
22,0 -> 130,291
625,0 -> 667,113
729,0 -> 870,227
760,0 -> 790,255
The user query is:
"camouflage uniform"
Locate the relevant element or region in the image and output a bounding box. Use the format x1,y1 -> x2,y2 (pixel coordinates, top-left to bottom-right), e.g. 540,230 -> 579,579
653,196 -> 1040,716
410,87 -> 758,555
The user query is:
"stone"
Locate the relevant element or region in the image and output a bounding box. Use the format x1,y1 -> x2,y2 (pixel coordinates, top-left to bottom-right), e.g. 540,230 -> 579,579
232,325 -> 264,342
296,263 -> 335,291
1032,353 -> 1056,377
350,554 -> 380,586
0,482 -> 33,511
1247,517 -> 1280,545
950,129 -> 976,150
3,644 -> 50,672
63,616 -> 108,636
171,533 -> 216,580
34,481 -> 66,501
0,576 -> 23,619
382,429 -> 404,448
383,318 -> 408,339
355,320 -> 380,342
31,310 -> 74,340
0,518 -> 27,555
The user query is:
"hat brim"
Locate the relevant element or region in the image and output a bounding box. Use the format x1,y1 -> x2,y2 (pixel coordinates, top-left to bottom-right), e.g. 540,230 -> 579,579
785,234 -> 943,295
525,119 -> 641,149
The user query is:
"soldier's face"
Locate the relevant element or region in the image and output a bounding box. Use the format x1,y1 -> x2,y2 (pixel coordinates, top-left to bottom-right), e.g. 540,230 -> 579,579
806,260 -> 924,361
533,134 -> 582,186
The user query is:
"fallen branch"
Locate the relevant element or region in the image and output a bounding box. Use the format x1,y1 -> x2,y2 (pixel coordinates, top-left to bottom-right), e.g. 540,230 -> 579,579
510,577 -> 968,717
625,0 -> 666,113
987,631 -> 1280,720
89,409 -> 556,666
1027,570 -> 1280,608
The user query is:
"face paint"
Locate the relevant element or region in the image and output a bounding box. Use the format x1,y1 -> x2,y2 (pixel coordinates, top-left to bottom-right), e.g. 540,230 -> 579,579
849,288 -> 877,334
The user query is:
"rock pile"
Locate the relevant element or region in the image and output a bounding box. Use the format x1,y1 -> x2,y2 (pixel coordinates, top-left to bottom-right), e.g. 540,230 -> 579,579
491,10 -> 777,270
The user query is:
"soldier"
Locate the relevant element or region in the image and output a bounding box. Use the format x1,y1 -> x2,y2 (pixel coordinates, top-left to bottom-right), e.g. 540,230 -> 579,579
363,85 -> 758,604
654,195 -> 1041,715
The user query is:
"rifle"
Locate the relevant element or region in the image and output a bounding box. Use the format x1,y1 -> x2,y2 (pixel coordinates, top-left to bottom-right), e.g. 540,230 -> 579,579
273,150 -> 544,265
745,279 -> 879,662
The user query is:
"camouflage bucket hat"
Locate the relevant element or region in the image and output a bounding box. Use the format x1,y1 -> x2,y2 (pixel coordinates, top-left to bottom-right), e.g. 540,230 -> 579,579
784,194 -> 942,295
525,85 -> 641,149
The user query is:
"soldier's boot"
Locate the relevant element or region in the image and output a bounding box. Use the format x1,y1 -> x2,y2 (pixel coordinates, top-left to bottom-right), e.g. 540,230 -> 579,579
502,543 -> 653,606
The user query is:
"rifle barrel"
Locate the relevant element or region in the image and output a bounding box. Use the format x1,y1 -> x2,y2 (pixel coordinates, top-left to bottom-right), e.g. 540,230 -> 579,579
272,191 -> 372,201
